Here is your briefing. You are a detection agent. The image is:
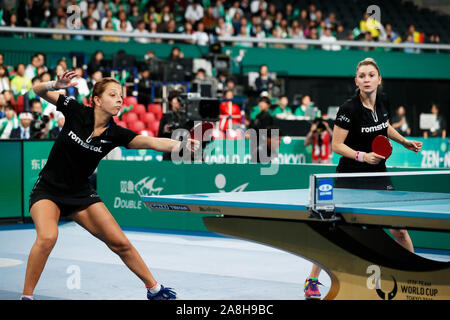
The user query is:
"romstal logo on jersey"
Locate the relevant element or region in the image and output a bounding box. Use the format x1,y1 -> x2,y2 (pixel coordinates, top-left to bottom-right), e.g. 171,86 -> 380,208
361,121 -> 389,133
68,130 -> 102,153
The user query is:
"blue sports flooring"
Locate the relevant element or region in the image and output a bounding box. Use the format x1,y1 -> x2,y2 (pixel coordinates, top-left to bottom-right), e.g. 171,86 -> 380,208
0,222 -> 448,300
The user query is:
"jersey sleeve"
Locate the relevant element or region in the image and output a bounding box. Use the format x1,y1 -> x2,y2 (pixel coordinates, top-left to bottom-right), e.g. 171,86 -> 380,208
111,124 -> 139,147
334,102 -> 353,130
56,94 -> 84,117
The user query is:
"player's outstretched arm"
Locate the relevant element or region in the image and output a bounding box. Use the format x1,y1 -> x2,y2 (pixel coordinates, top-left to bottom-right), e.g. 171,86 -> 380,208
128,135 -> 200,153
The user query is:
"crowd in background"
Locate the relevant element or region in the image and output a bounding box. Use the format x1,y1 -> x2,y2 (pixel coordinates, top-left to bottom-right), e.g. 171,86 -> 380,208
0,0 -> 444,52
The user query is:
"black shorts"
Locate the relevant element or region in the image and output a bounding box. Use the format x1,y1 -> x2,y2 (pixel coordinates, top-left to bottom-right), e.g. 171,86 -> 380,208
29,178 -> 103,217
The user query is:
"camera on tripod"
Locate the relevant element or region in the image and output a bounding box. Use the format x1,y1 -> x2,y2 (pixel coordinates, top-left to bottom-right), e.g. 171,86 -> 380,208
30,112 -> 49,139
166,92 -> 220,132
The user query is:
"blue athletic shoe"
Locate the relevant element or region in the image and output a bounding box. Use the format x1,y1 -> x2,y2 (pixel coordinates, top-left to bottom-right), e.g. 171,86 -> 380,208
147,285 -> 177,300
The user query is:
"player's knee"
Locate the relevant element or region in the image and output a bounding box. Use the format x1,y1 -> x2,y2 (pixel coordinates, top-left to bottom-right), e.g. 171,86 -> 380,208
37,233 -> 58,252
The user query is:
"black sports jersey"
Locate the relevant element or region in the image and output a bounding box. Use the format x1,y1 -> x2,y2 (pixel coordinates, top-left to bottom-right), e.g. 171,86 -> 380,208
334,92 -> 391,173
38,95 -> 138,194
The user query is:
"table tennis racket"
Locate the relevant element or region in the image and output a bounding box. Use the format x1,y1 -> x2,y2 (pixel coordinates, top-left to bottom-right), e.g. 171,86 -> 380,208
190,121 -> 214,141
371,135 -> 392,159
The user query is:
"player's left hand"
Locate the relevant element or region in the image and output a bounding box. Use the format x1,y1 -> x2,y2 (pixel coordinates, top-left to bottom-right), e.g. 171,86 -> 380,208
186,139 -> 200,152
402,139 -> 422,153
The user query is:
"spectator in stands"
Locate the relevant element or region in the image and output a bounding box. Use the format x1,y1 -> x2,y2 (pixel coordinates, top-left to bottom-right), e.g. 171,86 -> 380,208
202,6 -> 217,31
359,12 -> 381,41
403,34 -> 415,54
11,63 -> 32,96
185,0 -> 204,25
8,13 -> 18,28
144,5 -> 158,25
294,95 -> 321,119
118,20 -> 131,42
87,51 -> 106,76
0,104 -> 18,139
212,0 -> 225,19
215,17 -> 234,38
423,103 -> 447,138
53,16 -> 71,41
25,55 -> 40,80
49,112 -> 65,139
219,89 -> 242,132
23,77 -> 41,112
169,47 -> 184,61
101,9 -> 117,30
102,20 -> 119,42
158,5 -> 174,30
17,0 -> 39,27
391,105 -> 411,136
149,21 -> 162,43
133,20 -> 150,44
271,96 -> 293,118
87,70 -> 103,92
304,117 -> 333,164
164,19 -> 178,44
73,67 -> 90,101
181,21 -> 195,44
250,0 -> 267,14
254,24 -> 267,48
137,68 -> 152,106
2,90 -> 16,109
9,112 -> 32,139
235,24 -> 253,48
248,96 -> 277,163
129,4 -> 144,28
254,64 -> 274,95
118,11 -> 133,32
0,65 -> 10,92
362,32 -> 374,51
298,9 -> 309,31
193,21 -> 209,46
229,1 -> 244,20
335,24 -> 346,41
320,27 -> 341,51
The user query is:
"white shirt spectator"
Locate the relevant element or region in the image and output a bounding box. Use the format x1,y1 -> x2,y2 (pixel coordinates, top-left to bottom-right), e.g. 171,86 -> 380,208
320,33 -> 341,51
185,4 -> 204,22
134,28 -> 150,44
25,64 -> 36,80
0,77 -> 10,92
74,76 -> 90,97
250,0 -> 267,14
193,31 -> 209,46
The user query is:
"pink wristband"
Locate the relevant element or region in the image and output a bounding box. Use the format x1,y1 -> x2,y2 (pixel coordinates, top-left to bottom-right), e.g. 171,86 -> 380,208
355,151 -> 365,162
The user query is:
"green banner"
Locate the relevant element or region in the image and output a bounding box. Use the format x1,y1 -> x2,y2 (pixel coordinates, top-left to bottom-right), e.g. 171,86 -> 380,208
22,140 -> 54,217
0,141 -> 22,219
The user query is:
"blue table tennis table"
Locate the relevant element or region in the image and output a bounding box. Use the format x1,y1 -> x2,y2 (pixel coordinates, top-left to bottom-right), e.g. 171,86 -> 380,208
142,188 -> 450,300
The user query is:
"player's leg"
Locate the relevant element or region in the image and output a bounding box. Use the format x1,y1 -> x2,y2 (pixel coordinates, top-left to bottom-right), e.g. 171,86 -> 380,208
389,228 -> 414,253
71,202 -> 158,287
22,200 -> 61,297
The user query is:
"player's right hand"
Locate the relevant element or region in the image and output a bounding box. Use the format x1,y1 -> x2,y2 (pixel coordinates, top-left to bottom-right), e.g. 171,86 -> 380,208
55,70 -> 78,89
364,152 -> 385,165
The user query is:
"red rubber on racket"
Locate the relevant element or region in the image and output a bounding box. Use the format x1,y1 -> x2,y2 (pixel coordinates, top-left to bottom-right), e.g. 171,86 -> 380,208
190,121 -> 214,141
371,135 -> 392,159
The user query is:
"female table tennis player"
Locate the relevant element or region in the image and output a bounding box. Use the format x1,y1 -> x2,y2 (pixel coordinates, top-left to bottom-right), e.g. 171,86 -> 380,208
304,58 -> 423,300
21,71 -> 199,300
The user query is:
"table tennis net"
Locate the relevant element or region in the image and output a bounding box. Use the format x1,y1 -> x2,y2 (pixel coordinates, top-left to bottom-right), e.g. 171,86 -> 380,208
310,171 -> 450,206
